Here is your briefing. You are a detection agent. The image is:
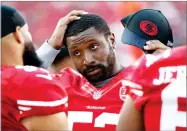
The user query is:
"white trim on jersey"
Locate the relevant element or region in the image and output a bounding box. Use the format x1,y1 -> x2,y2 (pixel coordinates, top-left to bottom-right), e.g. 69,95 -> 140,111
130,89 -> 143,96
81,82 -> 95,95
18,106 -> 32,111
17,97 -> 68,107
122,80 -> 142,89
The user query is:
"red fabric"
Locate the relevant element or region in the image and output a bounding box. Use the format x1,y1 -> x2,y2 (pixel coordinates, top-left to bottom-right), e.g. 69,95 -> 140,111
124,46 -> 186,131
59,67 -> 132,131
1,66 -> 68,131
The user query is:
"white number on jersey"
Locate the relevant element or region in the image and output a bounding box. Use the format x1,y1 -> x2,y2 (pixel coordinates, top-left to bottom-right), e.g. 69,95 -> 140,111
160,80 -> 186,130
68,111 -> 119,130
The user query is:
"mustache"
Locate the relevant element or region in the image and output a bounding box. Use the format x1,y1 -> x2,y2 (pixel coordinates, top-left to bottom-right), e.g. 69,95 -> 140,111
83,64 -> 105,74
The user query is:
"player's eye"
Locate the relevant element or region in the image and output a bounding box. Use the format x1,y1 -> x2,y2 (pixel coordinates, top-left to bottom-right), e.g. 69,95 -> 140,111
73,50 -> 81,56
90,44 -> 99,51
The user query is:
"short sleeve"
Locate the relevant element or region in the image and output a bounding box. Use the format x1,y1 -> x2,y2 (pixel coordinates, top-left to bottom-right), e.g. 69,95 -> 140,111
124,50 -> 173,111
123,55 -> 151,111
14,68 -> 68,121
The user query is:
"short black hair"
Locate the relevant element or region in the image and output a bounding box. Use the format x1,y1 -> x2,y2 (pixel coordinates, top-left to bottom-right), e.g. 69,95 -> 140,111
52,47 -> 69,65
64,14 -> 110,46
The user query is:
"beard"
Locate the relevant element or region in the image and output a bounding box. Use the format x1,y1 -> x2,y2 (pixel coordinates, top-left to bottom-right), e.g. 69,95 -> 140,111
82,46 -> 115,83
23,42 -> 43,67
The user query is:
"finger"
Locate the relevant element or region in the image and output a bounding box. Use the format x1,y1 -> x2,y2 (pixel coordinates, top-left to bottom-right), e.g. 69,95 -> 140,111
152,49 -> 166,54
144,42 -> 157,50
58,10 -> 87,26
148,40 -> 168,48
144,40 -> 169,50
68,10 -> 88,16
65,16 -> 81,24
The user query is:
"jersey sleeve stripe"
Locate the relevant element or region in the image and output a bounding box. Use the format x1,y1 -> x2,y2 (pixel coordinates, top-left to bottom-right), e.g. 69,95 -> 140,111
18,106 -> 32,111
122,80 -> 142,89
130,89 -> 143,96
17,97 -> 68,107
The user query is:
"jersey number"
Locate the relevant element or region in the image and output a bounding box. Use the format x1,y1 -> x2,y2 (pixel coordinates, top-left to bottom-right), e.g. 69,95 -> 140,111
160,80 -> 186,130
68,111 -> 119,129
15,66 -> 53,80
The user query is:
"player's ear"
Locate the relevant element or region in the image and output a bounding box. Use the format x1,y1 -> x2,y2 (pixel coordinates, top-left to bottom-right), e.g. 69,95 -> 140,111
108,32 -> 116,49
14,26 -> 24,44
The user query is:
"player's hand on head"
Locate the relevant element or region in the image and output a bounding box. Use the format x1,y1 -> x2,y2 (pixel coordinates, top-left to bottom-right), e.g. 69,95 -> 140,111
48,10 -> 88,49
144,40 -> 171,54
65,10 -> 88,24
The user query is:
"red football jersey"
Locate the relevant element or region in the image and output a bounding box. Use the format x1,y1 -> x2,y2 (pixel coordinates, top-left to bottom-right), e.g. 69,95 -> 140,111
1,65 -> 68,131
59,67 -> 131,131
123,46 -> 186,131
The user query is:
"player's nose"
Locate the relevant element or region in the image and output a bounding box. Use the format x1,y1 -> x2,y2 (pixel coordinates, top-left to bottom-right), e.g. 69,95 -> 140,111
83,51 -> 95,65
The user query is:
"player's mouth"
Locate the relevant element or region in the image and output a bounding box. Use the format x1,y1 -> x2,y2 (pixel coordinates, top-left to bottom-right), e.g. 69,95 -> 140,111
86,67 -> 101,76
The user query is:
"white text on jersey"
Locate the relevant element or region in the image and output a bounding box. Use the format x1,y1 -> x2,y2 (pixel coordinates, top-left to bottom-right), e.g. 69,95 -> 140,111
153,65 -> 186,85
86,106 -> 106,110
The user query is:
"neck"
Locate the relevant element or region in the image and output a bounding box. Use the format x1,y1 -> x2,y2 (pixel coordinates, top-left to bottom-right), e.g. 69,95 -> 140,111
2,56 -> 24,66
110,58 -> 124,77
1,48 -> 24,66
92,60 -> 123,88
1,36 -> 24,67
49,65 -> 59,73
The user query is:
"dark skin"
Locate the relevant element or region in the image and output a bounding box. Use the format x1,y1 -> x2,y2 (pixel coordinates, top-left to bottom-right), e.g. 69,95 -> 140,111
66,27 -> 123,83
117,95 -> 144,131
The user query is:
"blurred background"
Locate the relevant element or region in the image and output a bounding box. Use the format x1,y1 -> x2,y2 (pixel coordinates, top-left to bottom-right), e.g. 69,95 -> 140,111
2,1 -> 186,67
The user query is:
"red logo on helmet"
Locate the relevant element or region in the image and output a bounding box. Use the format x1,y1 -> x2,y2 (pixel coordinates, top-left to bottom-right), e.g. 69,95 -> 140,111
140,21 -> 158,36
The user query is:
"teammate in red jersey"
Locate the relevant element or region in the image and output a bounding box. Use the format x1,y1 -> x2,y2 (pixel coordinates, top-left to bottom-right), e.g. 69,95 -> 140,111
1,5 -> 85,131
2,66 -> 69,131
117,45 -> 186,131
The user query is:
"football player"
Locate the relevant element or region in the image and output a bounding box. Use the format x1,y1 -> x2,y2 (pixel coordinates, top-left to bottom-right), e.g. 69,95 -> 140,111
1,5 -> 84,131
58,11 -> 173,130
117,45 -> 186,131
